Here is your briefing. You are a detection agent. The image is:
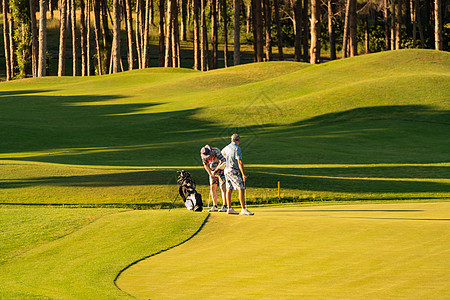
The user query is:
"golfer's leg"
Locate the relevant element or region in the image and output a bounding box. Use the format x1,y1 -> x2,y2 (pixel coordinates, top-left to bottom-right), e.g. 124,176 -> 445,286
211,183 -> 218,207
219,183 -> 227,206
226,189 -> 233,208
238,188 -> 246,209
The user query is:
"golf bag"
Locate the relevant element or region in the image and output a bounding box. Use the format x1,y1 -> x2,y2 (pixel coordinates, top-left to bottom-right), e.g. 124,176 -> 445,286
177,170 -> 203,212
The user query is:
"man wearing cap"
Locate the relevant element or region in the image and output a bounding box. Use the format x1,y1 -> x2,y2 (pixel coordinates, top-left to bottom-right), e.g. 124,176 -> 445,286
221,134 -> 254,215
200,145 -> 228,212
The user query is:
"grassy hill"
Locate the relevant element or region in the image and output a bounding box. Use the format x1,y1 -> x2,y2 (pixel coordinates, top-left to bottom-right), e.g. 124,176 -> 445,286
0,49 -> 449,206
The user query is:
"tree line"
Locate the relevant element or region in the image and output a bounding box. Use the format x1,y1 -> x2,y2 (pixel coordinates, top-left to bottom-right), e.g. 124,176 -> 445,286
1,0 -> 448,80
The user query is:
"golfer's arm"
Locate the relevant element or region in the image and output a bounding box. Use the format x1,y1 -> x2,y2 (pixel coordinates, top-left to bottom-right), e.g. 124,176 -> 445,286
203,164 -> 213,177
238,159 -> 246,178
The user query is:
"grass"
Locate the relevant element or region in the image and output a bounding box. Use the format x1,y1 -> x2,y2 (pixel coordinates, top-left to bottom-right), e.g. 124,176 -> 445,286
117,202 -> 450,299
0,207 -> 207,299
0,50 -> 449,299
0,49 -> 449,206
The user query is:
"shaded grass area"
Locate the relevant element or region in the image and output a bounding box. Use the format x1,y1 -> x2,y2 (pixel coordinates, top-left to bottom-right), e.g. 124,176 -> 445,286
1,160 -> 448,206
117,202 -> 450,299
0,208 -> 208,299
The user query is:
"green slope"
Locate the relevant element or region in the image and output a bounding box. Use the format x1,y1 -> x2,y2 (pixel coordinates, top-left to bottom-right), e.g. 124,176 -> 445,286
0,49 -> 449,205
0,208 -> 207,299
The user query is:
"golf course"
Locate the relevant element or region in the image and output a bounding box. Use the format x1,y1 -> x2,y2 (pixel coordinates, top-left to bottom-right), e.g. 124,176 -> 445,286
1,49 -> 449,298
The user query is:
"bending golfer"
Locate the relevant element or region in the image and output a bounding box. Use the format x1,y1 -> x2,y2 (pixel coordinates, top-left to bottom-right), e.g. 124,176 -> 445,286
221,134 -> 254,216
201,145 -> 227,212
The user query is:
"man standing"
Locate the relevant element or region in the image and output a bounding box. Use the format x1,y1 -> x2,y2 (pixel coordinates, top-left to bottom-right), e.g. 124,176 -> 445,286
200,145 -> 227,212
221,134 -> 254,215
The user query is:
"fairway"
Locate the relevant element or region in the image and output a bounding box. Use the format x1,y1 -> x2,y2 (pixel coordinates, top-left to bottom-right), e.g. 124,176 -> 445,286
117,202 -> 450,299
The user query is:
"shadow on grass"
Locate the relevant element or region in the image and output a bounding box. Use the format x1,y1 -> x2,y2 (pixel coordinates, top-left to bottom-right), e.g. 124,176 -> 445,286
0,90 -> 449,203
1,166 -> 448,194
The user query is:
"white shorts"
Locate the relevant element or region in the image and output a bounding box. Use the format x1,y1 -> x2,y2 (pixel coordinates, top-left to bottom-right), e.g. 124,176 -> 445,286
225,169 -> 244,190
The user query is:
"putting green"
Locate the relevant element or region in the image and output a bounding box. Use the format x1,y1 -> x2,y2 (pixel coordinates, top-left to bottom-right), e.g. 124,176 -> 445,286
117,202 -> 450,299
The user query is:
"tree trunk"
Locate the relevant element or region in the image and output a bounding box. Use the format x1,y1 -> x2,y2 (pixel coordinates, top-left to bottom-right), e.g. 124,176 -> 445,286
58,0 -> 67,76
125,0 -> 134,69
384,0 -> 390,50
30,0 -> 38,77
142,0 -> 150,67
211,0 -> 219,68
294,0 -> 302,61
80,0 -> 87,76
222,0 -> 229,67
181,0 -> 187,41
434,0 -> 442,50
342,0 -> 350,58
411,0 -> 416,47
233,0 -> 240,65
263,0 -> 272,61
111,0 -> 121,73
310,0 -> 320,64
171,0 -> 180,67
158,0 -> 165,66
302,0 -> 308,62
246,3 -> 251,34
201,0 -> 208,70
254,0 -> 263,62
274,0 -> 283,60
71,0 -> 78,76
86,0 -> 91,75
38,0 -> 48,77
165,0 -> 173,67
365,15 -> 369,53
349,0 -> 357,56
9,14 -> 14,78
327,0 -> 336,60
2,0 -> 11,80
193,0 -> 200,69
396,0 -> 401,49
135,0 -> 142,68
93,0 -> 103,74
391,0 -> 396,50
101,0 -> 111,71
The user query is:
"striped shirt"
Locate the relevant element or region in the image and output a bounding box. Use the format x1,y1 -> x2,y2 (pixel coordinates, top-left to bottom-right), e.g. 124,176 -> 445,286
202,147 -> 226,171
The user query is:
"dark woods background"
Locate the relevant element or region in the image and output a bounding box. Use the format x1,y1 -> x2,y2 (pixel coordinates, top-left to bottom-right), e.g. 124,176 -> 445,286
1,0 -> 449,80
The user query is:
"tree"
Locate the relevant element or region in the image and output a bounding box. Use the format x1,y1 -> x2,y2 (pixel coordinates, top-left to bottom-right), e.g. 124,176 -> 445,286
165,0 -> 173,66
158,0 -> 165,66
200,0 -> 208,70
342,0 -> 350,57
58,0 -> 67,76
2,0 -> 12,80
310,0 -> 320,64
264,0 -> 272,61
193,0 -> 200,69
38,0 -> 47,77
71,0 -> 77,76
327,0 -> 336,60
233,0 -> 240,65
253,0 -> 264,62
93,0 -> 103,74
294,0 -> 302,61
274,0 -> 283,60
125,0 -> 134,70
80,0 -> 87,76
211,0 -> 219,69
222,0 -> 229,67
30,0 -> 38,77
111,0 -> 121,73
181,0 -> 188,41
302,0 -> 308,62
434,0 -> 442,50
